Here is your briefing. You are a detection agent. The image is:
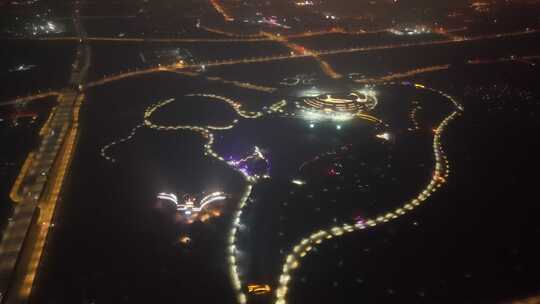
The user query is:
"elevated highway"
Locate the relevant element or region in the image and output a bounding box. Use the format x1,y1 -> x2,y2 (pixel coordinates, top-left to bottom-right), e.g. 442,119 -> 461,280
0,1 -> 90,302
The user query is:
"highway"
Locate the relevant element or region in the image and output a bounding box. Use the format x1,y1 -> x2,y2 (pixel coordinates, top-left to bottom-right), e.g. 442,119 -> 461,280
79,27 -> 539,89
262,32 -> 343,79
1,26 -> 473,44
3,52 -> 538,113
0,92 -> 60,108
0,1 -> 90,302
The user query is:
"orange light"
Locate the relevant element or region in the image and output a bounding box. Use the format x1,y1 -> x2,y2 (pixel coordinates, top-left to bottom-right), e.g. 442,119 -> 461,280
200,213 -> 210,222
179,235 -> 191,245
247,284 -> 271,295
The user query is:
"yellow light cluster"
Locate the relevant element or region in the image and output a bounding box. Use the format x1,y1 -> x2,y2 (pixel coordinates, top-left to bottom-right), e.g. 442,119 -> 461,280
209,0 -> 235,22
9,152 -> 35,203
38,106 -> 57,136
76,29 -> 540,91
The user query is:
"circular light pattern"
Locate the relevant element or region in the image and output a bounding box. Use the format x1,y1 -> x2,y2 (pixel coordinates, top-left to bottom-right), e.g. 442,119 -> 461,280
303,90 -> 377,113
295,89 -> 379,123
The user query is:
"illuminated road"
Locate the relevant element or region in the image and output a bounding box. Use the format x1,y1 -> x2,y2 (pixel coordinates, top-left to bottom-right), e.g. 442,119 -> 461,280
5,36 -> 269,43
199,25 -> 264,39
0,26 -> 498,45
210,0 -> 234,22
3,50 -> 538,112
262,32 -> 342,79
0,2 -> 90,302
80,28 -> 539,89
355,65 -> 451,83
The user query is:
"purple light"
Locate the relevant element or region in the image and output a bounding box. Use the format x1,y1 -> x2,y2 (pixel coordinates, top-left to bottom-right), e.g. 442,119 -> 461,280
227,146 -> 270,179
354,215 -> 365,225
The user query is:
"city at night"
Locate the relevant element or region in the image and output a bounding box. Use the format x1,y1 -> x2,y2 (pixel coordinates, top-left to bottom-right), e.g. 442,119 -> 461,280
0,0 -> 539,303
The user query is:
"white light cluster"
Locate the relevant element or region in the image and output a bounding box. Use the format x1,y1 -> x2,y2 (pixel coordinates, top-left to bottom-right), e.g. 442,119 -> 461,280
303,110 -> 353,122
157,191 -> 227,215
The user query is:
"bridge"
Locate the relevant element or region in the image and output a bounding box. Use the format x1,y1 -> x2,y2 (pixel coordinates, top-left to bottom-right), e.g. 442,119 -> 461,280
0,1 -> 90,302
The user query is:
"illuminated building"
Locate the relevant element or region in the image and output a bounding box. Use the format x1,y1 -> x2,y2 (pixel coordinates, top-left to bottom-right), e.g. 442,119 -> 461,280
157,191 -> 228,221
293,88 -> 378,124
